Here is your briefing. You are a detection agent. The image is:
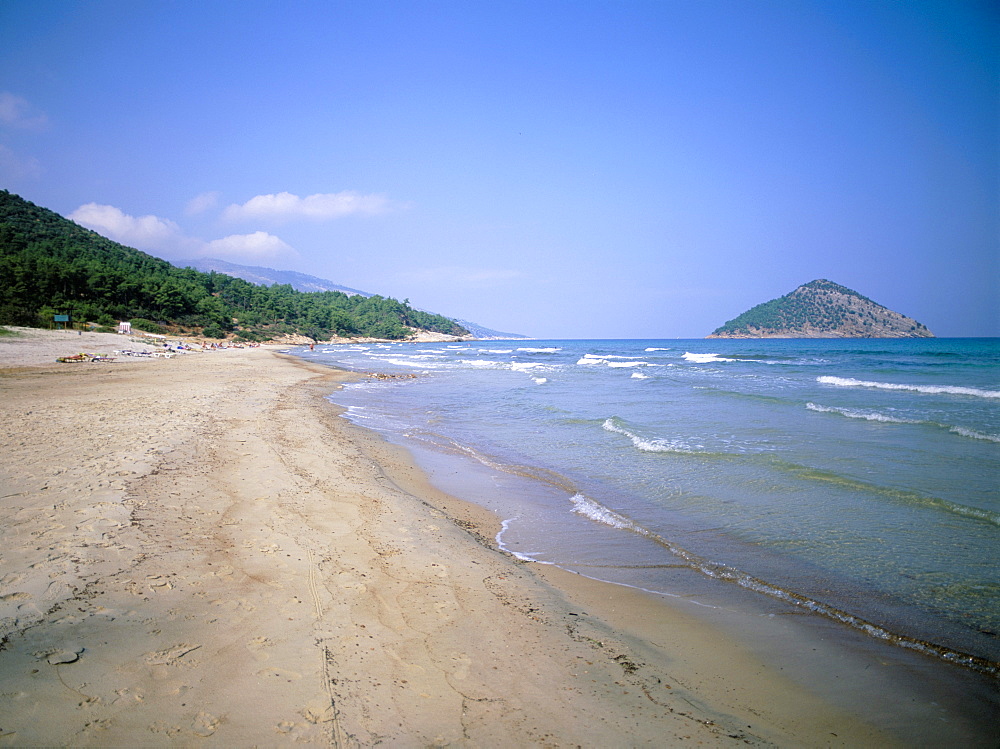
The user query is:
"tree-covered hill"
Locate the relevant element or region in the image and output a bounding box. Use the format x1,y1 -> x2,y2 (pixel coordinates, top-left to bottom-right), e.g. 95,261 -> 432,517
0,190 -> 467,341
709,279 -> 933,338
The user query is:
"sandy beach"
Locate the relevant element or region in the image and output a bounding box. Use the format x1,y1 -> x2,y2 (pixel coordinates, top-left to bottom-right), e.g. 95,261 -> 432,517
0,329 -> 992,746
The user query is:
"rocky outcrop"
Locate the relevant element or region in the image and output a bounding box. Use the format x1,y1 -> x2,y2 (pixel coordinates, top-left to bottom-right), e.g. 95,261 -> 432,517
708,279 -> 933,338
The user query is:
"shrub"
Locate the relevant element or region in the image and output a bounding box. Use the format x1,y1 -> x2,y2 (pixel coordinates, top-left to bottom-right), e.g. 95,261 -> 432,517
201,324 -> 225,339
129,318 -> 170,335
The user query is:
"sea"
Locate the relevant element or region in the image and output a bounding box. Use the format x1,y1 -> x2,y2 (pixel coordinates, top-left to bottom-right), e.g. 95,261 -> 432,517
290,338 -> 999,674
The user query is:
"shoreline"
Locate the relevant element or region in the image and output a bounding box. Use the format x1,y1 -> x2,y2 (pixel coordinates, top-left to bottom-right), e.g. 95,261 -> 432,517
302,349 -> 1000,743
0,338 -> 994,745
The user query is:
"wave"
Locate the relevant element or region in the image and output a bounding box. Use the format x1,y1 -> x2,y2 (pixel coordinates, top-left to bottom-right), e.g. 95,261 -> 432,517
495,517 -> 552,563
372,358 -> 435,368
805,402 -> 920,424
510,362 -> 550,384
683,352 -> 735,364
369,352 -> 444,360
631,372 -> 650,379
759,455 -> 1000,527
645,347 -> 671,351
602,417 -> 704,454
565,492 -> 998,676
518,347 -> 561,354
578,353 -> 650,368
602,415 -> 1000,525
807,403 -> 1000,443
818,376 -> 1000,399
949,426 -> 1000,443
571,493 -> 644,531
683,351 -> 819,366
461,359 -> 507,368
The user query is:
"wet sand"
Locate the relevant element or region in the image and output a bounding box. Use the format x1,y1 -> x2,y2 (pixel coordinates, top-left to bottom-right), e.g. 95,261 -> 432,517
0,331 -> 994,746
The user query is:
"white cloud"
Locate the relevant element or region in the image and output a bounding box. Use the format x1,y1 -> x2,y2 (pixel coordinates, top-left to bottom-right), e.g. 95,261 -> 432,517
222,190 -> 391,222
0,92 -> 48,130
185,191 -> 221,215
204,231 -> 297,260
69,202 -> 297,263
69,203 -> 195,254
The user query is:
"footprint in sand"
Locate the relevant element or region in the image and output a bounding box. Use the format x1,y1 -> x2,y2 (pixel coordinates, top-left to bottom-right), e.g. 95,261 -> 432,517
449,652 -> 472,680
247,636 -> 274,661
33,646 -> 84,665
144,644 -> 201,666
0,573 -> 24,588
192,712 -> 220,737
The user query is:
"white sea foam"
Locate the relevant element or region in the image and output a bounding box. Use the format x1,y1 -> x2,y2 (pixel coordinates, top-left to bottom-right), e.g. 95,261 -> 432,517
683,352 -> 735,364
461,359 -> 506,368
518,347 -> 561,353
631,372 -> 650,379
948,426 -> 1000,443
645,347 -> 670,351
481,349 -> 513,354
817,376 -> 1000,399
509,362 -> 551,384
570,494 -> 645,533
807,403 -> 1000,443
578,353 -> 647,368
603,417 -> 702,453
370,353 -> 442,361
377,358 -> 433,368
494,517 -> 549,562
806,403 -> 919,424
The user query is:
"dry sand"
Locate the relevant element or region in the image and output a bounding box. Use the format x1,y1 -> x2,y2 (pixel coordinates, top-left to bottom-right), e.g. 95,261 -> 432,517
0,328 -> 984,746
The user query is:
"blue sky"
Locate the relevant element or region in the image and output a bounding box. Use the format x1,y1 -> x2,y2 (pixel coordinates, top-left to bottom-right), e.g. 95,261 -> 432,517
1,0 -> 996,337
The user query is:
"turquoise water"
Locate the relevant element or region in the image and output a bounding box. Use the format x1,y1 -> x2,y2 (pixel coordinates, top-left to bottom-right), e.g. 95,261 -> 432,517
293,338 -> 999,671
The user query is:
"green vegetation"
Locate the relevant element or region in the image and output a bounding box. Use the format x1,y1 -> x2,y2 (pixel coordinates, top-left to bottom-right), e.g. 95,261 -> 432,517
0,190 -> 467,340
711,279 -> 930,337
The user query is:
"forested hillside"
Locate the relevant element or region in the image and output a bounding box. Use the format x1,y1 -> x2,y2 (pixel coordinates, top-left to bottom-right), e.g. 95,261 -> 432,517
709,279 -> 933,338
0,190 -> 467,340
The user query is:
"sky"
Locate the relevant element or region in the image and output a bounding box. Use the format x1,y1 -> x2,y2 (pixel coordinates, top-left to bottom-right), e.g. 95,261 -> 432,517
1,0 -> 996,338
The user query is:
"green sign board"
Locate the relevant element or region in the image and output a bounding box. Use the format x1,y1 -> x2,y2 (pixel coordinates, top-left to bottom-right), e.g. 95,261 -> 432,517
54,315 -> 70,322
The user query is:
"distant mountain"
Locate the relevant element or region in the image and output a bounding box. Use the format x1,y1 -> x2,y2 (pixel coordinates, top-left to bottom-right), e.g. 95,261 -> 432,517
176,258 -> 529,340
176,258 -> 371,296
708,279 -> 934,338
450,319 -> 529,340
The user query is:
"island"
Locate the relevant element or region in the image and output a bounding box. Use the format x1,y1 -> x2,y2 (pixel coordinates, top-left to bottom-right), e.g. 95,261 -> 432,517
708,279 -> 934,338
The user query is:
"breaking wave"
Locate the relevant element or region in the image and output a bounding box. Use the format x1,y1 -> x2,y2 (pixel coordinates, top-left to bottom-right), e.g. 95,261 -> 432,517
807,403 -> 1000,443
683,352 -> 735,364
818,376 -> 1000,399
806,402 -> 919,424
602,417 -> 704,454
